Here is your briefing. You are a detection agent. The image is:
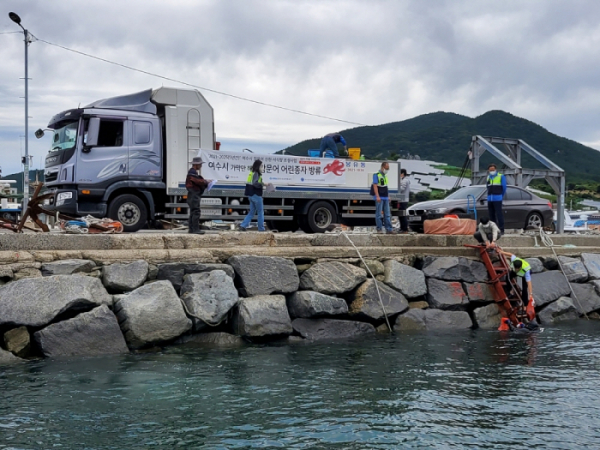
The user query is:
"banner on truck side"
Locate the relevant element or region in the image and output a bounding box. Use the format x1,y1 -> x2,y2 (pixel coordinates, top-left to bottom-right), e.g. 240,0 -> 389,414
199,149 -> 347,185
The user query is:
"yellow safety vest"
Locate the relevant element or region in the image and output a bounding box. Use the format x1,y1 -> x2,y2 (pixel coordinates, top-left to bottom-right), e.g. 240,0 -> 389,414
510,258 -> 531,277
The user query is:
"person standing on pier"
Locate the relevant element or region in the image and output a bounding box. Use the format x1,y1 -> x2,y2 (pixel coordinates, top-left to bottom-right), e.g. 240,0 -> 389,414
239,160 -> 272,232
185,157 -> 211,235
371,162 -> 396,234
486,163 -> 507,234
398,168 -> 410,233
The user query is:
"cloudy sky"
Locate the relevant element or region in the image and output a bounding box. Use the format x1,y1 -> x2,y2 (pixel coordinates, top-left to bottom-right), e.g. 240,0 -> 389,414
1,0 -> 600,175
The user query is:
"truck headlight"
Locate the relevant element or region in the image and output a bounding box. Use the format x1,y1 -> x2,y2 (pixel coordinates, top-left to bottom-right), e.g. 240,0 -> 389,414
57,192 -> 73,201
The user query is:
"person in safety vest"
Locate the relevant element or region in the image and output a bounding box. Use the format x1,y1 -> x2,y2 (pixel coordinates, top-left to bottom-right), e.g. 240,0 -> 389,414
499,250 -> 535,313
185,157 -> 212,234
370,162 -> 396,234
319,132 -> 347,158
238,159 -> 272,232
486,163 -> 507,234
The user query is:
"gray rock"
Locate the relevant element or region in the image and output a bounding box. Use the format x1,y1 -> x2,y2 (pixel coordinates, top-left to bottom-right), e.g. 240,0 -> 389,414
156,263 -> 235,291
525,258 -> 544,274
33,305 -> 129,357
287,291 -> 348,318
180,270 -> 239,331
426,278 -> 469,310
3,326 -> 30,358
531,271 -> 571,307
409,301 -> 429,309
359,260 -> 385,277
41,259 -> 96,276
394,309 -> 472,331
581,253 -> 600,280
232,295 -> 292,337
147,264 -> 159,280
349,279 -> 409,321
292,318 -> 376,341
557,256 -> 588,283
539,256 -> 559,270
0,275 -> 112,327
383,260 -> 427,298
102,260 -> 149,292
422,256 -> 488,283
299,261 -> 366,294
473,303 -> 502,329
571,283 -> 600,315
0,267 -> 13,280
13,268 -> 42,280
228,256 -> 299,297
175,332 -> 245,348
0,348 -> 20,365
463,282 -> 496,304
538,296 -> 580,324
114,281 -> 192,348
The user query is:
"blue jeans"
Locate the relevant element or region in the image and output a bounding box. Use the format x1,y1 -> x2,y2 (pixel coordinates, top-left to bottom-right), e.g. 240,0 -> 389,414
375,199 -> 392,231
240,195 -> 265,231
319,136 -> 339,157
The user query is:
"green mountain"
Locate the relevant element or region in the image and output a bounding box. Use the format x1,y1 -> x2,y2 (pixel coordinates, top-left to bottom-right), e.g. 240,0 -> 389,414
280,110 -> 600,182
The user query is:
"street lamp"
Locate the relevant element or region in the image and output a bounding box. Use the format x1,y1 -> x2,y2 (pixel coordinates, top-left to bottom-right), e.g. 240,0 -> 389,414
9,11 -> 32,212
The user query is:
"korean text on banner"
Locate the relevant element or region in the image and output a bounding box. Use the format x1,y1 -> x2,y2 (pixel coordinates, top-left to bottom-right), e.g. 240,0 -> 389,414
199,149 -> 346,186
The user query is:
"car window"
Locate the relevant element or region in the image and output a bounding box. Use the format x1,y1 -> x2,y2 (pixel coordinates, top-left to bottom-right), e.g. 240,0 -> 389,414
504,187 -> 522,201
522,191 -> 532,200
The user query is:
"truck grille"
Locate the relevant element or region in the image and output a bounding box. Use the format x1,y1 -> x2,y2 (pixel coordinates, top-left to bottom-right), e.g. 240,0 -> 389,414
45,172 -> 58,183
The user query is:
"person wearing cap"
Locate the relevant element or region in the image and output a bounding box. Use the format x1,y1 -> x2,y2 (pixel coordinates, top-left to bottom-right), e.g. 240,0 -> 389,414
239,159 -> 272,232
474,217 -> 501,248
185,157 -> 211,234
486,163 -> 507,234
498,250 -> 533,308
319,132 -> 347,158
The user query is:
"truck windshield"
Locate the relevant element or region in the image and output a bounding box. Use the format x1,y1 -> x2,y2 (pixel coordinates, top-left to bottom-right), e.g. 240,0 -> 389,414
50,122 -> 78,152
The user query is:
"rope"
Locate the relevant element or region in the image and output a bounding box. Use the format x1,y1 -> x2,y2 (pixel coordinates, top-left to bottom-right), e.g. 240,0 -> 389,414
538,228 -> 589,320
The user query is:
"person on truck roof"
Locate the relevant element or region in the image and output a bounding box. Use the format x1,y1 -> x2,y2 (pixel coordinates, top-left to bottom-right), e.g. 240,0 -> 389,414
370,162 -> 396,234
319,133 -> 347,158
186,157 -> 211,235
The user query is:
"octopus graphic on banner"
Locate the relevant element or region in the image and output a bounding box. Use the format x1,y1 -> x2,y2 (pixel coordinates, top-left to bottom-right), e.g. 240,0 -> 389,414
199,149 -> 346,185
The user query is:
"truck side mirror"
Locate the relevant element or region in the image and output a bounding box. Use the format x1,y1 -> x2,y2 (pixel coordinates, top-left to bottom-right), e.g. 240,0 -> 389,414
84,117 -> 100,151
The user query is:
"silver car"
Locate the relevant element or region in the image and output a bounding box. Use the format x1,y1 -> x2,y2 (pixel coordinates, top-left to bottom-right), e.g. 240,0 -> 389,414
406,185 -> 554,232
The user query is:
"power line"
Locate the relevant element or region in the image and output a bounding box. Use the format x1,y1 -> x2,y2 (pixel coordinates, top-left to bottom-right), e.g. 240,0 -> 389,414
33,36 -> 368,127
0,31 -> 21,35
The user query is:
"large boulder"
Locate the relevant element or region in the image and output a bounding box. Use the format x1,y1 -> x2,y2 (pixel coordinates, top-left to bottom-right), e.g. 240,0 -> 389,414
3,326 -> 30,358
286,291 -> 348,319
292,318 -> 376,341
426,278 -> 469,310
473,303 -> 502,329
524,258 -> 544,274
0,348 -> 20,365
33,305 -> 129,357
232,295 -> 293,337
228,256 -> 299,297
180,270 -> 239,331
394,309 -> 472,331
422,256 -> 488,283
383,260 -> 427,298
0,275 -> 112,327
463,282 -> 496,304
531,271 -> 571,307
581,253 -> 600,280
113,281 -> 192,348
102,260 -> 149,292
570,283 -> 600,315
156,263 -> 235,291
348,279 -> 409,321
557,256 -> 588,283
299,261 -> 366,294
538,297 -> 580,324
41,259 -> 96,276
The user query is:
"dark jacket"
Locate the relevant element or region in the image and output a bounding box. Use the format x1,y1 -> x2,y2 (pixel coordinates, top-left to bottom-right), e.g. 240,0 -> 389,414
186,168 -> 208,193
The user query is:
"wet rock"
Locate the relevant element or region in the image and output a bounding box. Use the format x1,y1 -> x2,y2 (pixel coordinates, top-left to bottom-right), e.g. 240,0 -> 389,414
538,297 -> 580,324
409,301 -> 429,309
41,259 -> 96,276
0,348 -> 20,365
3,326 -> 30,358
422,256 -> 488,283
299,261 -> 366,295
383,260 -> 427,298
581,253 -> 600,280
394,309 -> 472,331
286,291 -> 348,318
102,260 -> 149,292
359,260 -> 385,277
13,268 -> 42,281
524,258 -> 544,274
463,282 -> 496,304
349,279 -> 409,322
233,295 -> 293,337
33,305 -> 129,357
228,256 -> 299,297
531,271 -> 571,307
0,275 -> 112,327
571,283 -> 600,315
292,318 -> 376,341
175,332 -> 244,348
426,278 -> 469,311
473,304 -> 502,329
114,281 -> 192,348
157,263 -> 234,291
180,270 -> 239,331
557,256 -> 588,283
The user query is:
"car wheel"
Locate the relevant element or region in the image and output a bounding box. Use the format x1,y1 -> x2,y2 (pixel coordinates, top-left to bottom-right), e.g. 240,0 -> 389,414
525,212 -> 543,230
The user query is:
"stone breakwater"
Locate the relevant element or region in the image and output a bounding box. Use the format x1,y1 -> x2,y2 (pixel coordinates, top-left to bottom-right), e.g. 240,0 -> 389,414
2,250 -> 600,363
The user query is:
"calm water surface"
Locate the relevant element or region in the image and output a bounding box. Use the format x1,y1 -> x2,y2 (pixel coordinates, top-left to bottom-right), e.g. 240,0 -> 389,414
2,322 -> 600,449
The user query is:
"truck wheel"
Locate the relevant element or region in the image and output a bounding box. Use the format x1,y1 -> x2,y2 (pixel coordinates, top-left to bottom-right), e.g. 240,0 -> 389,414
302,201 -> 336,233
108,194 -> 147,232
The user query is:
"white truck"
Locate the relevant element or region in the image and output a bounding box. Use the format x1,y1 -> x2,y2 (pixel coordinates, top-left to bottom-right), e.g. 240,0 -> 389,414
40,87 -> 401,232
